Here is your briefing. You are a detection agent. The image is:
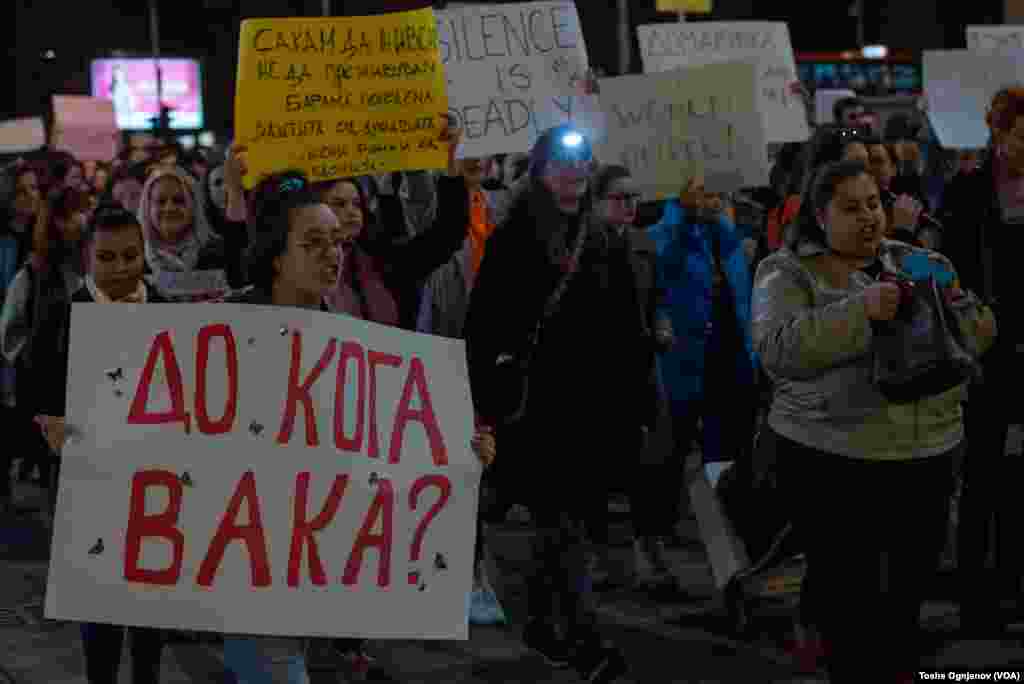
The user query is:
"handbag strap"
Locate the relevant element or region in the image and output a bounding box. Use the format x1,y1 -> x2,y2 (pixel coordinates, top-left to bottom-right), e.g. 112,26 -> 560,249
527,219 -> 590,347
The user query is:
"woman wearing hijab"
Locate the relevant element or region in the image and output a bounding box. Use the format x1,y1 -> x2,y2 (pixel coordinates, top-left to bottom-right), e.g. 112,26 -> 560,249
136,166 -> 232,300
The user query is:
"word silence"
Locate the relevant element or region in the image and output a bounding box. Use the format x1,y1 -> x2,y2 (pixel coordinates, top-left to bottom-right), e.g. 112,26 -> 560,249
235,8 -> 449,187
435,0 -> 602,159
46,304 -> 478,640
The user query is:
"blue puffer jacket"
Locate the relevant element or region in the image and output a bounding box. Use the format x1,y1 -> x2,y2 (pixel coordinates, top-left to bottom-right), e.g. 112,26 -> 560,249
649,200 -> 756,412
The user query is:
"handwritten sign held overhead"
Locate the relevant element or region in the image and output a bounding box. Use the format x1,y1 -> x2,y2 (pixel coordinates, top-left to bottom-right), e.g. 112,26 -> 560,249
52,96 -> 120,162
636,22 -> 808,144
0,117 -> 47,155
923,50 -> 1024,149
967,25 -> 1024,51
656,0 -> 712,12
46,304 -> 479,639
435,1 -> 603,159
235,8 -> 448,189
593,61 -> 768,200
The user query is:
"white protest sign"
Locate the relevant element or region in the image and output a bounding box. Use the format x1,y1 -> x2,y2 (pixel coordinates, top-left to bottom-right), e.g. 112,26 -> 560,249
593,62 -> 769,199
46,304 -> 479,640
923,50 -> 1024,149
436,1 -> 604,158
0,117 -> 46,154
52,96 -> 120,162
814,89 -> 856,125
147,270 -> 230,301
636,22 -> 809,144
967,25 -> 1024,51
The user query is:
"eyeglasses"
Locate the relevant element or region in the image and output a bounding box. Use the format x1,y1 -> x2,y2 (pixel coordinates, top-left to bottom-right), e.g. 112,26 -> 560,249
605,192 -> 641,206
297,231 -> 358,255
547,158 -> 593,173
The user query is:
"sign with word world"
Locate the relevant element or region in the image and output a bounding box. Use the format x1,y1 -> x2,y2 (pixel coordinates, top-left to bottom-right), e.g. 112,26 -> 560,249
45,304 -> 479,640
637,22 -> 808,144
436,0 -> 604,159
235,8 -> 449,188
593,62 -> 768,199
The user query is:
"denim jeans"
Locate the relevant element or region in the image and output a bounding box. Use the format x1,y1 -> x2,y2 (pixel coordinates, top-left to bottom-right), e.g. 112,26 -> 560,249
222,636 -> 309,684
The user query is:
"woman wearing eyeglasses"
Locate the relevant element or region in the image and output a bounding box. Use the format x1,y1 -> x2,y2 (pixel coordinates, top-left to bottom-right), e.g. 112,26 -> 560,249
590,164 -> 678,590
465,126 -> 634,681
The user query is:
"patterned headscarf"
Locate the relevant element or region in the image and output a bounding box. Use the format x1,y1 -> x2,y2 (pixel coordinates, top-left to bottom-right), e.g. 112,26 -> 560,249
137,166 -> 218,273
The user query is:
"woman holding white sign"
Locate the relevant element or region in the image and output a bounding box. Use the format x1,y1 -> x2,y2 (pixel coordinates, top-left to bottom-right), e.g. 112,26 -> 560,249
222,154 -> 496,684
65,205 -> 169,684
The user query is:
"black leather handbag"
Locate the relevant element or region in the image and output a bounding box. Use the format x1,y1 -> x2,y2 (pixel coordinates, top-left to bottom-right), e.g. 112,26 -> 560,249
872,273 -> 981,404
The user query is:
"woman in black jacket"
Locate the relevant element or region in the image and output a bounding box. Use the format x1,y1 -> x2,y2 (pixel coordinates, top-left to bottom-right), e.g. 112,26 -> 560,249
941,87 -> 1024,635
465,126 -> 641,683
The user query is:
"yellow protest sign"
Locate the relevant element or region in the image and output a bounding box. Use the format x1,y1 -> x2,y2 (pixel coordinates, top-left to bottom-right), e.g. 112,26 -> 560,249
656,0 -> 712,12
235,8 -> 448,188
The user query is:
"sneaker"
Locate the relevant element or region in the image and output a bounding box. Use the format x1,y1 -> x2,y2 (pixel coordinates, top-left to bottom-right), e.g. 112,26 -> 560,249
573,639 -> 628,683
584,549 -> 613,590
633,537 -> 670,588
523,619 -> 572,668
506,504 -> 532,525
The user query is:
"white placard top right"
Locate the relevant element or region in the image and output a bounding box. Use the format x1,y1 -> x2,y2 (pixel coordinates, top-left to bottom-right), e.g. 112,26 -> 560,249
923,50 -> 1024,149
967,25 -> 1024,51
637,21 -> 809,144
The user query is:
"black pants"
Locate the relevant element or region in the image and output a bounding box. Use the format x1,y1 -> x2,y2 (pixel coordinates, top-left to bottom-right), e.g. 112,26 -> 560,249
774,429 -> 956,682
525,513 -> 598,640
959,369 -> 1024,619
80,623 -> 164,684
627,462 -> 673,539
0,405 -> 53,500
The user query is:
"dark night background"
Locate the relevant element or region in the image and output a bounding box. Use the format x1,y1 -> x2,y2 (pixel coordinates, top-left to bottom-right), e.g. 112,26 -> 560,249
10,0 -> 1007,138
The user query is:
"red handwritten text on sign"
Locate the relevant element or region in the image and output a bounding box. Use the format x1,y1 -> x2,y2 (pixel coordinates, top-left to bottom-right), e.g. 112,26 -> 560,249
126,326 -> 447,466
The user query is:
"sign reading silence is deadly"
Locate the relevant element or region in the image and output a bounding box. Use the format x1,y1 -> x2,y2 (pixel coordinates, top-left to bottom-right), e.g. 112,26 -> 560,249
45,304 -> 479,640
435,0 -> 604,159
235,8 -> 449,188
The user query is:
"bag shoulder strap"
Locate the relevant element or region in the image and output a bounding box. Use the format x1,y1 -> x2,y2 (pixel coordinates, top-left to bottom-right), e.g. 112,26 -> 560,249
527,220 -> 590,347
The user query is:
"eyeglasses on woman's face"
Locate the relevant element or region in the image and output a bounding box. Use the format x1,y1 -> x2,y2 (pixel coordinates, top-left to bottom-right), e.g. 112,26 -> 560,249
604,192 -> 641,206
296,233 -> 355,256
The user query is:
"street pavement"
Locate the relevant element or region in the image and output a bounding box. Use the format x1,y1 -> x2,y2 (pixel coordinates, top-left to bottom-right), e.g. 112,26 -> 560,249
3,478 -> 1024,683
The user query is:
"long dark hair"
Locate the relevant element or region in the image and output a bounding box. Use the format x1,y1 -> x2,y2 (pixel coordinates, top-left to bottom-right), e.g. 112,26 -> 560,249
591,164 -> 631,200
788,160 -> 873,249
244,171 -> 324,294
31,186 -> 91,272
787,127 -> 867,245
